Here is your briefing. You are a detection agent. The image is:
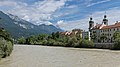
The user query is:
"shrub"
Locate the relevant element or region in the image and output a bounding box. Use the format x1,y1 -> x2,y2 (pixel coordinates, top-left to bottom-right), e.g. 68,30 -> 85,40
112,31 -> 120,50
53,41 -> 64,46
87,40 -> 94,48
17,37 -> 26,44
46,39 -> 55,46
75,39 -> 94,48
0,28 -> 13,58
0,36 -> 13,58
64,37 -> 77,47
112,38 -> 120,50
74,40 -> 82,48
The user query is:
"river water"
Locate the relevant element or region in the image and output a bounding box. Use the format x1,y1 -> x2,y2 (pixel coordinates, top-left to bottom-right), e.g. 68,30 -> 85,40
0,45 -> 120,67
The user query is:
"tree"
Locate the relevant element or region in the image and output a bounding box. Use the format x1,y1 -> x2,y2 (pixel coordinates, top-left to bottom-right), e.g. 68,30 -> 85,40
18,37 -> 26,44
113,31 -> 120,41
65,36 -> 77,47
112,31 -> 120,49
84,36 -> 89,40
51,32 -> 56,39
91,31 -> 97,42
0,28 -> 13,58
100,34 -> 107,43
55,31 -> 60,38
26,35 -> 37,44
80,39 -> 94,48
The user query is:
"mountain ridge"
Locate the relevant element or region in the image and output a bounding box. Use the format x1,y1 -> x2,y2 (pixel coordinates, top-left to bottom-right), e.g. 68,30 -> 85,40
0,11 -> 63,39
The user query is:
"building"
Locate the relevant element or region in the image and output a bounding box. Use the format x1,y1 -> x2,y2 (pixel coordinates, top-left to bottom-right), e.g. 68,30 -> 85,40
60,29 -> 83,38
89,15 -> 120,43
82,31 -> 89,40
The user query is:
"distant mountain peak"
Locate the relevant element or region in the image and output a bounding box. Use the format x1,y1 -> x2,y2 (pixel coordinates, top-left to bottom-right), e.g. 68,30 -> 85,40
0,11 -> 63,39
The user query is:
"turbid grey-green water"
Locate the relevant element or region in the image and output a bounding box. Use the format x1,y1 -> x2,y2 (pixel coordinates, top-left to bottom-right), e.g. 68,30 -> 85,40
0,45 -> 120,67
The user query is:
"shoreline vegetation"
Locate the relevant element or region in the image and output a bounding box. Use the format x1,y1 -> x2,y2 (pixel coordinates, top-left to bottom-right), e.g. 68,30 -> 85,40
0,28 -> 13,59
17,31 -> 119,50
17,32 -> 94,48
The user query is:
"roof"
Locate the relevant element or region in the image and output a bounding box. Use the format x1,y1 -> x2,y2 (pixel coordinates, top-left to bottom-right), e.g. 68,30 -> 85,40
101,22 -> 120,29
60,29 -> 83,36
92,24 -> 102,29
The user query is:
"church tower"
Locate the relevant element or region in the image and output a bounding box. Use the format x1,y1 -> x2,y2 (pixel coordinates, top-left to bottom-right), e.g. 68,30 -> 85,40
102,15 -> 108,25
89,17 -> 94,31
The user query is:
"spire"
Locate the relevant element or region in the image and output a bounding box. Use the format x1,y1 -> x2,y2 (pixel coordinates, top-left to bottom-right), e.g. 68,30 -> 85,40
89,12 -> 93,21
102,14 -> 108,25
89,17 -> 94,23
90,17 -> 92,21
104,15 -> 107,18
89,17 -> 94,31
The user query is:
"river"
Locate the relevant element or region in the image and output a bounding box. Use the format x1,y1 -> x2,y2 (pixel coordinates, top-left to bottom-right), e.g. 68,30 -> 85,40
0,45 -> 120,67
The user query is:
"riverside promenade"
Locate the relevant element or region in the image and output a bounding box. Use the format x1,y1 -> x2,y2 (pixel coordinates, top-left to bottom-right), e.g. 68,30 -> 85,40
0,44 -> 120,67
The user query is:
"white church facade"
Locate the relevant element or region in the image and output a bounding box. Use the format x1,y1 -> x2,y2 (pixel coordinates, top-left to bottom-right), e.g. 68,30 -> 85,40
89,15 -> 120,43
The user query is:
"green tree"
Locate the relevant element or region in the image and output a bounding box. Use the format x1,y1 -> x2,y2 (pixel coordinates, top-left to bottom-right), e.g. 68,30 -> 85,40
18,37 -> 26,44
65,36 -> 77,47
80,39 -> 94,48
26,35 -> 37,44
113,31 -> 120,41
84,36 -> 89,40
91,31 -> 97,42
0,28 -> 13,58
100,34 -> 107,43
112,31 -> 120,49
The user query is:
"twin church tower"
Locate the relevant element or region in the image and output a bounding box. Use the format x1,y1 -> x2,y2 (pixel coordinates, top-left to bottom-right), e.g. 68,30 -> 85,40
89,15 -> 108,31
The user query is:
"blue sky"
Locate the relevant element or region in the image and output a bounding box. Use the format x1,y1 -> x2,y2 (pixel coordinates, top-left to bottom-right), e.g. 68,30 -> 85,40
0,0 -> 120,31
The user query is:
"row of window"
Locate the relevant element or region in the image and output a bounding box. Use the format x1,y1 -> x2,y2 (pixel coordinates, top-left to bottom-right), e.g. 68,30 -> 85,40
101,28 -> 119,32
102,33 -> 112,36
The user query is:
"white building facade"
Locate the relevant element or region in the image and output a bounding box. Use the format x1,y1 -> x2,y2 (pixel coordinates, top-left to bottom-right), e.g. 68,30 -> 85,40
89,15 -> 120,43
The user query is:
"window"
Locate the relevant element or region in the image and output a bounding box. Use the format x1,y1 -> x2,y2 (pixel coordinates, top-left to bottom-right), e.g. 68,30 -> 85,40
117,28 -> 119,31
114,28 -> 115,31
110,29 -> 111,31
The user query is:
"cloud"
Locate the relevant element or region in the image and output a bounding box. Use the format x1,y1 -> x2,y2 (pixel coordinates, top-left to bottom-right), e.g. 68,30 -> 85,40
67,5 -> 77,8
56,20 -> 88,31
0,0 -> 67,25
57,7 -> 120,31
87,0 -> 111,7
1,0 -> 120,31
0,1 -> 17,6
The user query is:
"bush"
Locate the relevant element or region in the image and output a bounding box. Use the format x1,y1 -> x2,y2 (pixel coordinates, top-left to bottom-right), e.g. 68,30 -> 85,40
17,37 -> 26,44
112,38 -> 120,50
18,31 -> 94,49
64,37 -> 77,47
0,36 -> 13,58
52,41 -> 64,46
112,32 -> 120,50
46,39 -> 55,46
74,39 -> 94,48
74,40 -> 82,48
0,28 -> 13,59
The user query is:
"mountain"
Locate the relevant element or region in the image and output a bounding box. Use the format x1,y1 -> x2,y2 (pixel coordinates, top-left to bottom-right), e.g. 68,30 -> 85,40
0,11 -> 63,39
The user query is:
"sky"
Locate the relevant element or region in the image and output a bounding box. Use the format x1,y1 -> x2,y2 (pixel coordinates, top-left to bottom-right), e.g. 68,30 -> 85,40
0,0 -> 120,31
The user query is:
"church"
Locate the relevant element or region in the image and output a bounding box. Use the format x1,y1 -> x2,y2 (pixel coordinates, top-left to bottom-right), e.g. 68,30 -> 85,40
89,15 -> 120,43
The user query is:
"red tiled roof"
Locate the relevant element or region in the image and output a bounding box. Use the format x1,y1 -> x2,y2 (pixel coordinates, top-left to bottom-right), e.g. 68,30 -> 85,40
101,22 -> 120,29
92,24 -> 102,29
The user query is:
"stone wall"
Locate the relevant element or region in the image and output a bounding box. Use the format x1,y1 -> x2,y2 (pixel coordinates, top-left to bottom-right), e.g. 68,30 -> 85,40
94,43 -> 114,49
